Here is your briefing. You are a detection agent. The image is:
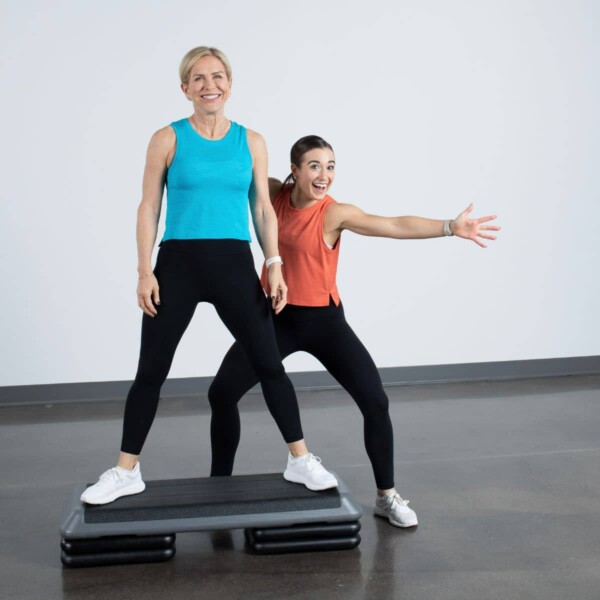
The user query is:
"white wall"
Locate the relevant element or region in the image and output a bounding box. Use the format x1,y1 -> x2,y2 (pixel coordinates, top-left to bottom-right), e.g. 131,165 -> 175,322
1,0 -> 598,387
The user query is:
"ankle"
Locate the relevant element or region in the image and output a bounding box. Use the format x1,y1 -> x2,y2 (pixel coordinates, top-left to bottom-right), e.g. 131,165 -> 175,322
290,451 -> 308,460
377,487 -> 396,498
117,460 -> 138,471
288,440 -> 308,458
117,451 -> 139,471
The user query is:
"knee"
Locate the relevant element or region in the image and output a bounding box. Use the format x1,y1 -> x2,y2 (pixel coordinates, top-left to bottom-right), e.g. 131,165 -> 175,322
134,359 -> 170,388
361,390 -> 390,420
251,357 -> 285,383
207,379 -> 221,408
208,377 -> 239,410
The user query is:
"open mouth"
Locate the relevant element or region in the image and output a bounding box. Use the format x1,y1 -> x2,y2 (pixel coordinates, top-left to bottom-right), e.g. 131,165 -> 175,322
313,183 -> 327,192
201,94 -> 221,101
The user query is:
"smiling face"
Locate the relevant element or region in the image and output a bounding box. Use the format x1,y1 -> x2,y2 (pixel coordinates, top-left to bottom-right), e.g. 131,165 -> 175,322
291,148 -> 336,203
181,55 -> 231,115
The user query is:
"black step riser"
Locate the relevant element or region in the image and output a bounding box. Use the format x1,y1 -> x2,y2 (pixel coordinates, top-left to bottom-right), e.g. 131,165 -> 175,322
61,547 -> 176,568
246,521 -> 361,542
248,535 -> 361,555
61,534 -> 175,555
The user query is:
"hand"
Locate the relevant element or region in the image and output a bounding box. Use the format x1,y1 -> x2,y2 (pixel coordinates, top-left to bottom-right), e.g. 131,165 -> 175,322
451,203 -> 500,248
137,273 -> 160,317
267,264 -> 288,314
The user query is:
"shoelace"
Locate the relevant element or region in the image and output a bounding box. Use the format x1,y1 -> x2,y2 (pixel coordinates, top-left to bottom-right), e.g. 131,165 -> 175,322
390,493 -> 410,509
99,467 -> 124,483
304,453 -> 323,471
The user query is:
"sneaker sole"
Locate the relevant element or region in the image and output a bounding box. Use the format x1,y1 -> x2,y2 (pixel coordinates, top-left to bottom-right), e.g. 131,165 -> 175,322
80,481 -> 146,505
283,470 -> 338,492
374,507 -> 418,528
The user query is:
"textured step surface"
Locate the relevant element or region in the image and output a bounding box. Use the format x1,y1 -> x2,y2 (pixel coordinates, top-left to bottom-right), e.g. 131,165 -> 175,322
60,472 -> 363,539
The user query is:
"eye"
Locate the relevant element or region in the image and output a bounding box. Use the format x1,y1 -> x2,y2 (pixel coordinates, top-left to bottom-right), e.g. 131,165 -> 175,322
310,164 -> 320,170
327,165 -> 335,171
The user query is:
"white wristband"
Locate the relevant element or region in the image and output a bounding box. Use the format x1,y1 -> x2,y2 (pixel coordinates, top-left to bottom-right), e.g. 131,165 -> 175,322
443,220 -> 454,236
265,255 -> 283,268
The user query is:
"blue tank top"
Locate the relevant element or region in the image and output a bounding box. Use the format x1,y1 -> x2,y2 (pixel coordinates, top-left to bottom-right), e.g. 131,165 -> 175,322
163,119 -> 253,241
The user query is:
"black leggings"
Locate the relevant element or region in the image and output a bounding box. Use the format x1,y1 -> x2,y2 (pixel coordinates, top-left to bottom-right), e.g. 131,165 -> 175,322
209,301 -> 395,490
121,239 -> 304,455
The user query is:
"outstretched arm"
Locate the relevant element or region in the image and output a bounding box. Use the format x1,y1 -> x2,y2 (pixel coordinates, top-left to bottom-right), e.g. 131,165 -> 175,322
326,202 -> 500,248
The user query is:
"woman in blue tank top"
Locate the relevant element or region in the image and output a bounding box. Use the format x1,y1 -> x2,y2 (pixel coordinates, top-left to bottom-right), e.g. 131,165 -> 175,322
81,47 -> 336,505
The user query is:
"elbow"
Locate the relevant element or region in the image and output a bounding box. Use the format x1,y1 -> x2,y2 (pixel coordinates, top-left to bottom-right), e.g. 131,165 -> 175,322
137,200 -> 160,223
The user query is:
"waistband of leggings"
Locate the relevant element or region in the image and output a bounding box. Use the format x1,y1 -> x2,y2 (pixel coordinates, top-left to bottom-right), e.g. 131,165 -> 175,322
277,298 -> 344,321
159,239 -> 251,256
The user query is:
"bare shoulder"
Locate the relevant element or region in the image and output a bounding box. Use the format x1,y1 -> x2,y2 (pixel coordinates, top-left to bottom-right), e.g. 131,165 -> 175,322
246,128 -> 267,153
326,201 -> 361,218
148,125 -> 176,154
268,177 -> 282,200
245,128 -> 264,142
325,201 -> 364,230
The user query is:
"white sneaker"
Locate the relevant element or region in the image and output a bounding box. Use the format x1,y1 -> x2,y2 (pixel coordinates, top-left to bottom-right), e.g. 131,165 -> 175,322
283,452 -> 338,491
374,491 -> 418,527
80,463 -> 146,505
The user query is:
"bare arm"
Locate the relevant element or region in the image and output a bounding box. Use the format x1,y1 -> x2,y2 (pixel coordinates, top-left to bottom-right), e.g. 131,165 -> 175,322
268,177 -> 282,203
247,131 -> 287,313
325,202 -> 499,248
136,126 -> 175,316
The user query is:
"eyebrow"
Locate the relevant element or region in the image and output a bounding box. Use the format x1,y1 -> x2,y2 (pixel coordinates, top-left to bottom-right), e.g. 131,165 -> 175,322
307,159 -> 335,164
192,70 -> 225,77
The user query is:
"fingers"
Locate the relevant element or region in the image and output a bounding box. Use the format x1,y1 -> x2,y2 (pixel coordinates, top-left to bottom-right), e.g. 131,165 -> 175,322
138,293 -> 158,317
477,233 -> 497,241
475,214 -> 498,224
137,276 -> 159,317
455,202 -> 474,222
461,202 -> 474,216
270,295 -> 282,312
275,289 -> 288,314
271,285 -> 288,314
274,298 -> 287,315
138,297 -> 156,317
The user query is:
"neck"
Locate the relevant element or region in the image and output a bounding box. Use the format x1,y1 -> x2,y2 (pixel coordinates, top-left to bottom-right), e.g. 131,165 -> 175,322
290,185 -> 318,210
189,112 -> 229,140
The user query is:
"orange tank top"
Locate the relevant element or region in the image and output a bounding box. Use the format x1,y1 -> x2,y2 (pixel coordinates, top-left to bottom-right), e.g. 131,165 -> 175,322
261,189 -> 341,307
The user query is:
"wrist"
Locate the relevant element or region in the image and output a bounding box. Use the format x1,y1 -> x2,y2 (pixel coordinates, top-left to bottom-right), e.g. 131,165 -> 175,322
138,266 -> 153,279
443,220 -> 454,237
266,255 -> 283,269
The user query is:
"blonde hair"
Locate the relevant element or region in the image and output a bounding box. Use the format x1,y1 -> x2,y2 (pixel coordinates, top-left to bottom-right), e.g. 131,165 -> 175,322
179,46 -> 232,84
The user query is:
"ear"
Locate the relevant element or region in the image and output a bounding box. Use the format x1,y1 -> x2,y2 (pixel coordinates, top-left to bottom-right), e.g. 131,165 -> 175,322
181,82 -> 191,101
290,163 -> 298,179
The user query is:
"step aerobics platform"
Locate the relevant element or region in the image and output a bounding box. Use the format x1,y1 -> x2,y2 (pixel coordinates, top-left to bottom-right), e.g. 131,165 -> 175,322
60,472 -> 362,566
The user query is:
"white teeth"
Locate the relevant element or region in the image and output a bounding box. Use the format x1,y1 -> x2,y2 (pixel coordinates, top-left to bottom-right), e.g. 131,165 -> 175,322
202,94 -> 219,99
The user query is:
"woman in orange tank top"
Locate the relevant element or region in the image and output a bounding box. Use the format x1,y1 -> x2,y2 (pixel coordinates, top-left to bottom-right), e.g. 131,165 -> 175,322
209,136 -> 500,528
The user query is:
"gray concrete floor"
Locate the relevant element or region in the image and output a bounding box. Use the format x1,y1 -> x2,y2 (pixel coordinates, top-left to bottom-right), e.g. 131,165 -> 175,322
1,375 -> 599,600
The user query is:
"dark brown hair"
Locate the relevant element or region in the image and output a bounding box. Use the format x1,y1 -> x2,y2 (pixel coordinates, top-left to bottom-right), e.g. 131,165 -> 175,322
282,135 -> 335,189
